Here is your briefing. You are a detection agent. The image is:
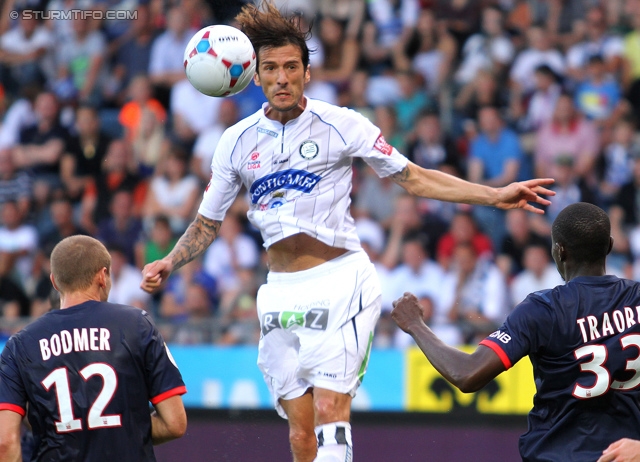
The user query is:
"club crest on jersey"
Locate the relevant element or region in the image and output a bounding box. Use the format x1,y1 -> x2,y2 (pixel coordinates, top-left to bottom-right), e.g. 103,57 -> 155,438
299,140 -> 319,160
267,192 -> 287,209
374,134 -> 393,155
250,169 -> 321,204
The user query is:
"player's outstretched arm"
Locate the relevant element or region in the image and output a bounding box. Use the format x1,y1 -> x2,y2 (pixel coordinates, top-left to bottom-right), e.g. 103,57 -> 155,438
391,292 -> 505,393
141,214 -> 221,293
390,162 -> 554,214
150,395 -> 187,445
597,439 -> 640,462
0,410 -> 22,461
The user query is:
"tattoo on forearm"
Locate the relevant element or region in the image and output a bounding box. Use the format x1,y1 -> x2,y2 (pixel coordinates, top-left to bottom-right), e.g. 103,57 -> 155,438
169,215 -> 221,271
391,166 -> 410,183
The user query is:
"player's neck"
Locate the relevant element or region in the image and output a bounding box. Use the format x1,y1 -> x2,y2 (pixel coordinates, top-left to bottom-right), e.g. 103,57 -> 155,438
264,96 -> 307,125
563,261 -> 607,282
59,290 -> 104,309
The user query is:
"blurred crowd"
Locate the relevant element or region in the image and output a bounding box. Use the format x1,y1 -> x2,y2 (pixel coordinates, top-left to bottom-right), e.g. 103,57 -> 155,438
1,0 -> 640,348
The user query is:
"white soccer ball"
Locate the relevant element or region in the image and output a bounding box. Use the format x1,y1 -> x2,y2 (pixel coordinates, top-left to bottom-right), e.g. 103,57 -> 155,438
183,25 -> 256,97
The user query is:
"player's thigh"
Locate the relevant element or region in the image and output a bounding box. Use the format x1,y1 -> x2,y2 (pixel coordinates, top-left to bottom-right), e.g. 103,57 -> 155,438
312,387 -> 352,426
279,389 -> 315,435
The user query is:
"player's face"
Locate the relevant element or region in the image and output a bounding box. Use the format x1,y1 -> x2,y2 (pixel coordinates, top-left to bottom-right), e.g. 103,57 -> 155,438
254,44 -> 310,117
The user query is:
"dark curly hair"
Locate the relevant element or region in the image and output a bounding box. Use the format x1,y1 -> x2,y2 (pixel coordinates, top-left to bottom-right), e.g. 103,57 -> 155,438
235,1 -> 311,70
552,202 -> 611,263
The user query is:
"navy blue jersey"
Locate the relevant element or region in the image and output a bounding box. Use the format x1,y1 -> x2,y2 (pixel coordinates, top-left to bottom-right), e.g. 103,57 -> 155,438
481,275 -> 640,462
0,301 -> 186,462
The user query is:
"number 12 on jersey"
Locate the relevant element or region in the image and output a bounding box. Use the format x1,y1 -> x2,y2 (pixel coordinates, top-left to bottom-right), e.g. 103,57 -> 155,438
42,363 -> 122,432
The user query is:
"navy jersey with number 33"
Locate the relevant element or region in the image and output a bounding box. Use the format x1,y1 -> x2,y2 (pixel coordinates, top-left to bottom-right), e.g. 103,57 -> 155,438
0,301 -> 186,462
480,275 -> 640,461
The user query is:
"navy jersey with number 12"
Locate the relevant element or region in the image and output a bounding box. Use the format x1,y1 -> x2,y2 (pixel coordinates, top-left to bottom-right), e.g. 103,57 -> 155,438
481,275 -> 640,462
0,301 -> 186,462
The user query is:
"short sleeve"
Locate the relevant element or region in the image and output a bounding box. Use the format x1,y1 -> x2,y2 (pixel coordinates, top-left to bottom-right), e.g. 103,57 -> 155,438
341,108 -> 408,177
138,312 -> 186,404
479,292 -> 554,370
0,337 -> 27,416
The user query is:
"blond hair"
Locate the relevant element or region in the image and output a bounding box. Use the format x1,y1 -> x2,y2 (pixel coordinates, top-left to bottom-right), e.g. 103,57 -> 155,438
50,235 -> 111,293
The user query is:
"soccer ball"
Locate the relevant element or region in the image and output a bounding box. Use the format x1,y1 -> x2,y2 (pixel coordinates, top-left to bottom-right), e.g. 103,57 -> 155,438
183,25 -> 256,97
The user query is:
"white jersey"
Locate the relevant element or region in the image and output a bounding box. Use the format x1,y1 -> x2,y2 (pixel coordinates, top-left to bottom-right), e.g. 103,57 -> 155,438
198,98 -> 408,250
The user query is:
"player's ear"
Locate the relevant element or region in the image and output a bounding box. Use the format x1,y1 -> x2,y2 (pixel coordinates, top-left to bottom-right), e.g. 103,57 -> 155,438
304,65 -> 310,84
96,267 -> 108,288
49,274 -> 59,291
607,236 -> 614,256
253,71 -> 261,87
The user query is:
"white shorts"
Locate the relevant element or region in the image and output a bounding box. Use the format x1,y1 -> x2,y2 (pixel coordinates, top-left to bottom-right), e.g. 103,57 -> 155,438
257,250 -> 381,419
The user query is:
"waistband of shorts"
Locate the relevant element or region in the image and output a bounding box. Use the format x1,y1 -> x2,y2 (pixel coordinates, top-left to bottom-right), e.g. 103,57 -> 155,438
266,249 -> 369,284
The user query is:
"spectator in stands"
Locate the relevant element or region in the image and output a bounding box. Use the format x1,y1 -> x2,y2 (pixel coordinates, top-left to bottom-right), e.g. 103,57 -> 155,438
510,243 -> 564,306
109,6 -> 155,105
436,210 -> 493,272
96,189 -> 143,265
311,14 -> 360,90
609,152 -> 640,261
12,91 -> 67,203
439,241 -> 508,344
543,155 -> 597,226
378,194 -> 428,268
599,118 -> 640,206
0,147 -> 31,217
574,55 -> 628,135
0,12 -> 51,98
142,146 -> 200,234
60,104 -> 112,202
405,110 -> 462,177
509,24 -> 565,108
394,70 -> 433,135
454,68 -> 508,136
191,98 -> 239,183
361,0 -> 419,76
202,212 -> 259,314
515,64 -> 562,134
395,8 -> 456,96
135,214 -> 176,270
496,208 -> 550,279
118,75 -> 167,143
384,232 -> 444,313
318,0 -> 366,42
169,78 -> 222,149
565,5 -> 624,83
55,12 -> 107,105
534,93 -> 600,183
148,6 -> 196,105
159,257 -> 216,321
217,292 -> 260,346
0,200 -> 38,288
106,244 -> 150,310
0,82 -> 37,150
80,138 -> 146,235
454,5 -> 514,86
38,196 -> 89,254
468,105 -> 524,249
623,9 -> 640,123
434,0 -> 482,51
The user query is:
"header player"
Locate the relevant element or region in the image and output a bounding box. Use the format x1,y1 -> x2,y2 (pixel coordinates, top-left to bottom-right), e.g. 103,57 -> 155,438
0,235 -> 187,461
393,202 -> 640,461
140,2 -> 554,461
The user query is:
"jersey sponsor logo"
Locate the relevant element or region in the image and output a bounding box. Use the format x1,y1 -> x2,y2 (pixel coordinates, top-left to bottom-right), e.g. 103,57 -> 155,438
374,134 -> 393,156
257,127 -> 279,138
205,172 -> 212,192
299,140 -> 319,160
250,151 -> 260,160
247,161 -> 261,170
249,169 -> 321,204
261,308 -> 329,336
488,329 -> 511,344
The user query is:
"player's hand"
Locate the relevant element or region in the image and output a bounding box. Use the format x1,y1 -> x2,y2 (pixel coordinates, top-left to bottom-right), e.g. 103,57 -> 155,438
140,258 -> 173,293
391,292 -> 425,333
494,178 -> 555,214
597,438 -> 640,462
